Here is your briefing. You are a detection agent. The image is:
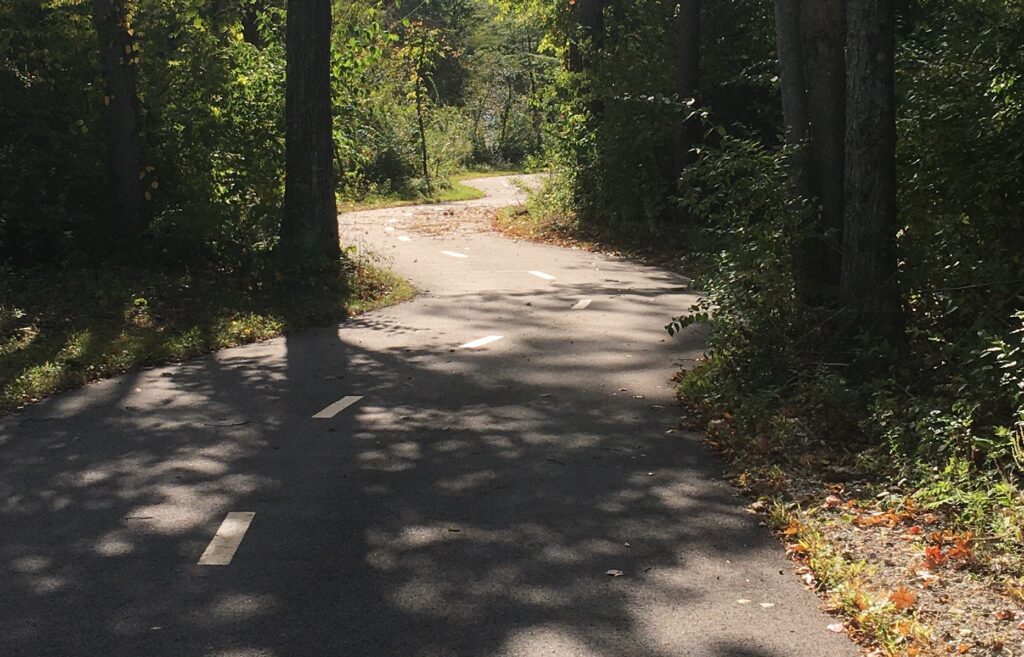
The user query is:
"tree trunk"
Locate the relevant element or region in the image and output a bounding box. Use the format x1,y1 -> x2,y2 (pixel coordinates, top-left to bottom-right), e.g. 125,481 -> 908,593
499,77 -> 515,160
568,0 -> 604,73
675,0 -> 700,169
773,0 -> 809,162
800,0 -> 845,296
413,32 -> 432,196
772,0 -> 844,307
281,0 -> 339,272
842,0 -> 900,329
92,0 -> 149,239
242,0 -> 266,48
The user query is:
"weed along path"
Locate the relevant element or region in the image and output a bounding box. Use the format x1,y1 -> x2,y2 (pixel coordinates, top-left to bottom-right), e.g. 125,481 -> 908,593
0,176 -> 856,657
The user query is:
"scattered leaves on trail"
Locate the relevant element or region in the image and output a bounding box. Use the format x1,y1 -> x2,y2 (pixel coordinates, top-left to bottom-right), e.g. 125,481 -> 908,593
853,510 -> 908,528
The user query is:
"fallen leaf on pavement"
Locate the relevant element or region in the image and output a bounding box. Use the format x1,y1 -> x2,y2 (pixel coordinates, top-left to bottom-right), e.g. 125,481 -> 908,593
889,585 -> 918,610
606,569 -> 624,577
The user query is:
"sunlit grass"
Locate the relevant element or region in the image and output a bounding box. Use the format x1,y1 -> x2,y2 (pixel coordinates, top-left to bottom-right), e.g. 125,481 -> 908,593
338,168 -> 524,213
0,262 -> 414,415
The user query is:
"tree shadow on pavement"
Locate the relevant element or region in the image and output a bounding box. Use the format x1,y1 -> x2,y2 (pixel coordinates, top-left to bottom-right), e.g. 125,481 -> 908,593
0,281 -> 851,656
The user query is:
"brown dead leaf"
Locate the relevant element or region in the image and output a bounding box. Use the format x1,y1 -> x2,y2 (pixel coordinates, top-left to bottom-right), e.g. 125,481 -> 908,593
889,585 -> 918,610
925,545 -> 947,570
947,537 -> 974,562
854,511 -> 901,528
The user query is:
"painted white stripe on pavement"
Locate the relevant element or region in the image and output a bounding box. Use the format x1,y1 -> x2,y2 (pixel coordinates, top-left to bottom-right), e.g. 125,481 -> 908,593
529,270 -> 556,281
441,250 -> 469,259
198,512 -> 255,566
384,226 -> 396,232
572,299 -> 592,310
313,395 -> 364,419
398,236 -> 412,242
459,335 -> 504,350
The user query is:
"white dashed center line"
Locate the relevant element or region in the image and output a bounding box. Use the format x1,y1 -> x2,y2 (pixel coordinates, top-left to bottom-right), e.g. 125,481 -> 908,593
442,250 -> 469,259
313,395 -> 364,419
384,226 -> 395,232
198,512 -> 255,566
459,335 -> 504,349
572,299 -> 593,310
529,270 -> 556,281
398,236 -> 412,242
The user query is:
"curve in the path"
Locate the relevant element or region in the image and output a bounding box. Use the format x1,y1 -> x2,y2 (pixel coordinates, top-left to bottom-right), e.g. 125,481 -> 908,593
0,175 -> 858,657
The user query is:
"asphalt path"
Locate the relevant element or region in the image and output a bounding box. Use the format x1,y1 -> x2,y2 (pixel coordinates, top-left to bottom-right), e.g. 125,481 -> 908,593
0,176 -> 858,657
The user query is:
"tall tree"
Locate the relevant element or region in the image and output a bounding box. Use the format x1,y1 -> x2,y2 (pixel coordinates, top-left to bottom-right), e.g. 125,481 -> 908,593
772,0 -> 845,307
568,0 -> 604,74
280,0 -> 340,272
842,0 -> 900,330
92,0 -> 149,238
675,0 -> 700,167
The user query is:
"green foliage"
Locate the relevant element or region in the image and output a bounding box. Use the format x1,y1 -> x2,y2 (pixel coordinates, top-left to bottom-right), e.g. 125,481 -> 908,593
0,0 -> 545,268
661,0 -> 1024,543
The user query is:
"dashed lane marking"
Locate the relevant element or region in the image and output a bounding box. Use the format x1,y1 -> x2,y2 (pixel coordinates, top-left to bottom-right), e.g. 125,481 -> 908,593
441,250 -> 469,259
459,335 -> 504,350
197,512 -> 255,566
529,270 -> 556,281
572,299 -> 592,310
313,395 -> 364,419
398,236 -> 412,242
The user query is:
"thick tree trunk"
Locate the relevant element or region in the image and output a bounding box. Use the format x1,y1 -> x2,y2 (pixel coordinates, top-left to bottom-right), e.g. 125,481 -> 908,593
568,0 -> 604,73
92,0 -> 149,238
281,0 -> 339,271
675,0 -> 700,165
773,0 -> 809,161
772,0 -> 844,307
842,0 -> 900,329
800,0 -> 845,295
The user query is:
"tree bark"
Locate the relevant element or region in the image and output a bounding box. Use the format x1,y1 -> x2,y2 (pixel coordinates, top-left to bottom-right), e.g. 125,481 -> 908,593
568,0 -> 604,73
842,0 -> 900,329
800,0 -> 845,295
772,0 -> 844,307
413,31 -> 432,196
676,0 -> 700,161
281,0 -> 339,272
773,0 -> 809,163
92,0 -> 149,238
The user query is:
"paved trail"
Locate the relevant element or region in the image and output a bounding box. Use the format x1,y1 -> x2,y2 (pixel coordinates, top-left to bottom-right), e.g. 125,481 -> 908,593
0,176 -> 857,657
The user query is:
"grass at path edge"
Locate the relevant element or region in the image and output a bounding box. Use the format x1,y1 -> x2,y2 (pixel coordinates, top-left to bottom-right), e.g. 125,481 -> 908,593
338,170 -> 524,213
0,262 -> 415,416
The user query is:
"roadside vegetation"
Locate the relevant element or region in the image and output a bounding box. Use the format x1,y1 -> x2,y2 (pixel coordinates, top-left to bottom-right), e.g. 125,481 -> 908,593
492,1 -> 1024,653
1,0 -> 546,412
